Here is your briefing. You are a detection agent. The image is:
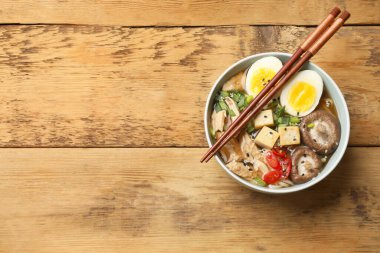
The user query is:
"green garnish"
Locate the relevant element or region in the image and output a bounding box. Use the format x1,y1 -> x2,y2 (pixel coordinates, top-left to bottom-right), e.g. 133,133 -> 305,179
220,91 -> 229,97
253,177 -> 267,187
209,127 -> 215,138
277,116 -> 290,125
275,105 -> 285,118
273,104 -> 301,126
216,90 -> 255,112
214,102 -> 222,112
246,122 -> 255,134
237,97 -> 245,108
232,93 -> 241,102
288,116 -> 301,125
219,100 -> 229,111
245,95 -> 254,105
215,94 -> 224,102
228,109 -> 236,117
216,90 -> 251,112
267,99 -> 279,109
307,123 -> 315,128
290,116 -> 301,124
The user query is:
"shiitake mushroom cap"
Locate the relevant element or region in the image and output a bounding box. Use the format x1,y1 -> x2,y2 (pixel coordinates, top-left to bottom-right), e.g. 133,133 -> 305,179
291,146 -> 322,184
300,110 -> 340,155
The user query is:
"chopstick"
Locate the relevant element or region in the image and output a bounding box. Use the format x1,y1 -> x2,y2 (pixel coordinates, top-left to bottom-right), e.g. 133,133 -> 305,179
201,7 -> 341,163
200,7 -> 341,163
201,9 -> 350,163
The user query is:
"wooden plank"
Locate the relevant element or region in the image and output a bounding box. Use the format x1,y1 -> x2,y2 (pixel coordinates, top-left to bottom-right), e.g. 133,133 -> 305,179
0,1 -> 379,25
0,147 -> 378,252
0,25 -> 378,147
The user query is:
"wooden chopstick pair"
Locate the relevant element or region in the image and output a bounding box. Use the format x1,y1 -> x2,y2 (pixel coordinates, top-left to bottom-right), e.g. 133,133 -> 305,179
201,7 -> 350,163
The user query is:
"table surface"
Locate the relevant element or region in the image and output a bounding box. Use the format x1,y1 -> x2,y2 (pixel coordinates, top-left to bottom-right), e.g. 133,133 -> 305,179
0,1 -> 379,252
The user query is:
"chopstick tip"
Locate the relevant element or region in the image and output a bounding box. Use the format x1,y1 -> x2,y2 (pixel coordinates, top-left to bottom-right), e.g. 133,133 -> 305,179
200,153 -> 209,163
340,10 -> 351,22
330,7 -> 341,17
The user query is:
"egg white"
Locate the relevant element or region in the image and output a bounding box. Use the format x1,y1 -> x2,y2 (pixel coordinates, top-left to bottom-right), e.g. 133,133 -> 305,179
244,56 -> 283,96
280,70 -> 323,117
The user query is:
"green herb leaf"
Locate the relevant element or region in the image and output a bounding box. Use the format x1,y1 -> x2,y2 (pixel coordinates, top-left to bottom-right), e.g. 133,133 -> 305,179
232,93 -> 241,102
267,99 -> 279,109
237,97 -> 245,108
245,95 -> 254,105
209,127 -> 215,138
228,109 -> 236,117
290,116 -> 301,124
307,123 -> 315,128
214,102 -> 222,112
275,105 -> 286,118
246,122 -> 255,134
277,116 -> 290,125
253,177 -> 267,187
219,101 -> 229,111
220,91 -> 229,97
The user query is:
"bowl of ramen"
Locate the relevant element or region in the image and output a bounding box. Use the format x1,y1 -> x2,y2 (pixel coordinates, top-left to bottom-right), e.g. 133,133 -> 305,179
204,52 -> 350,194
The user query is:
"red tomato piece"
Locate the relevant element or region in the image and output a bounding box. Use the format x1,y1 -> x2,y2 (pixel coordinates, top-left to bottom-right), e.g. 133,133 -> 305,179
263,170 -> 282,184
272,146 -> 286,158
281,156 -> 292,178
265,151 -> 282,170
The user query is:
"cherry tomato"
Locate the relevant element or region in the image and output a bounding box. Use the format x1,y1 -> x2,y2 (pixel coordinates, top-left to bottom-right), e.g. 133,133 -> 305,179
265,151 -> 282,170
280,156 -> 292,179
268,147 -> 292,179
272,146 -> 286,158
263,170 -> 282,184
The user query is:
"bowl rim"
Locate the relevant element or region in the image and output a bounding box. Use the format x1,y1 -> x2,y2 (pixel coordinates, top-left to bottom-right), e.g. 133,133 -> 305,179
204,52 -> 350,194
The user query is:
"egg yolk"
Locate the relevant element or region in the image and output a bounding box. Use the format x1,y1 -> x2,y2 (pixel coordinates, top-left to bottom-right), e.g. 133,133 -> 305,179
287,81 -> 316,112
248,68 -> 276,97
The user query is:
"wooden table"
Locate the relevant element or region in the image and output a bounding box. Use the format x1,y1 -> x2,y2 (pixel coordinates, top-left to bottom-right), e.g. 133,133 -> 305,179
0,1 -> 379,252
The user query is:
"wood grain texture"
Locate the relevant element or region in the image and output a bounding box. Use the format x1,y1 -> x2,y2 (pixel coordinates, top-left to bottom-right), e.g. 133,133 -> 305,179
0,25 -> 379,147
0,0 -> 379,26
0,147 -> 378,253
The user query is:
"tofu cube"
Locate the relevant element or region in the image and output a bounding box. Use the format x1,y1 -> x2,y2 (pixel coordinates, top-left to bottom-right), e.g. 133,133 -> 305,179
254,126 -> 279,149
278,126 -> 300,146
254,110 -> 274,129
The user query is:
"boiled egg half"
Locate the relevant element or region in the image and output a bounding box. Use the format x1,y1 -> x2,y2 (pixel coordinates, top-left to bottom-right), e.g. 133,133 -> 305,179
280,70 -> 323,117
244,56 -> 283,98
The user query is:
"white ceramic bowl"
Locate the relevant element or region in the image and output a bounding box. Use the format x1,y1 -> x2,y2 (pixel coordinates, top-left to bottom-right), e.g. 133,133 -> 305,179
204,52 -> 350,194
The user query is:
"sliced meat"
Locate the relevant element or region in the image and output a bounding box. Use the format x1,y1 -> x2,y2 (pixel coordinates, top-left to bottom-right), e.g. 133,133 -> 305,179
211,110 -> 226,133
222,71 -> 245,91
290,146 -> 322,184
239,133 -> 261,163
225,116 -> 233,129
253,159 -> 270,179
225,97 -> 240,121
226,160 -> 256,180
300,110 -> 340,155
216,132 -> 244,163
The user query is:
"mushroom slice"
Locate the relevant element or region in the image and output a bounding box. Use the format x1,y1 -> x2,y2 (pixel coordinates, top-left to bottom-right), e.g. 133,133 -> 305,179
226,160 -> 256,180
290,146 -> 322,184
215,132 -> 244,163
211,110 -> 226,133
225,97 -> 240,121
239,133 -> 261,163
300,110 -> 340,155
